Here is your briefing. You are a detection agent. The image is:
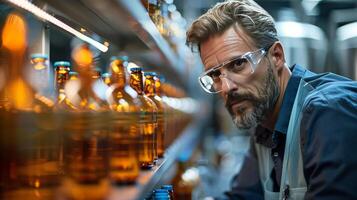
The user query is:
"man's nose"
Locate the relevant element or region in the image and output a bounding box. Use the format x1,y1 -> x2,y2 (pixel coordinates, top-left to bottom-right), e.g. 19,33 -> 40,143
220,73 -> 238,93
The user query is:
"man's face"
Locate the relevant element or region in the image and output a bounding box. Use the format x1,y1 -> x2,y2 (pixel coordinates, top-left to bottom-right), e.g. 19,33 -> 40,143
200,25 -> 280,129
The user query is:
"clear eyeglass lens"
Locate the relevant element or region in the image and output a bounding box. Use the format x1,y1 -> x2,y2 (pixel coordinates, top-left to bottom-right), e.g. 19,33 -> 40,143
199,47 -> 266,93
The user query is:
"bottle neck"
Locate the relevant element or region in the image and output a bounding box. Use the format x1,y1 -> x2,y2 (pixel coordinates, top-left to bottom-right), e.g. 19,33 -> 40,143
130,71 -> 144,95
55,66 -> 70,94
144,76 -> 156,97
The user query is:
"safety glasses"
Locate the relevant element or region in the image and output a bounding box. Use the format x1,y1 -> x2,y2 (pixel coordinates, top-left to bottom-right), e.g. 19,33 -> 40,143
198,46 -> 271,94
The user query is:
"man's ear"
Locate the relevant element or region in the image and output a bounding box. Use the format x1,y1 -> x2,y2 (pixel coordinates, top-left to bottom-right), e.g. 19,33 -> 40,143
269,42 -> 286,72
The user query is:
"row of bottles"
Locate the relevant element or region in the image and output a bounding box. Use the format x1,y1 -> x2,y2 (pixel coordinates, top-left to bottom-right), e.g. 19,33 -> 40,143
0,12 -> 195,200
141,0 -> 187,53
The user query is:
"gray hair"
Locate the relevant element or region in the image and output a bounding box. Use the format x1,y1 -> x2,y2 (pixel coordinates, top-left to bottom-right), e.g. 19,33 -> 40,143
186,0 -> 278,52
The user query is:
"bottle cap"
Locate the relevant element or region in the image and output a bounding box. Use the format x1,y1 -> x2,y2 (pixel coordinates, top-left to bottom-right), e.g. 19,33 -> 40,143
111,55 -> 129,62
154,189 -> 169,194
102,72 -> 111,77
69,71 -> 78,76
161,185 -> 173,190
31,53 -> 48,59
130,67 -> 142,72
54,61 -> 71,67
94,67 -> 102,73
144,72 -> 156,77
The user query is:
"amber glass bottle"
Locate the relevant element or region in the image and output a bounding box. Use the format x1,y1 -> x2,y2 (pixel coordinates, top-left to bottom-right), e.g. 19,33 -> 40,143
0,12 -> 59,199
147,0 -> 163,32
155,75 -> 173,149
148,0 -> 158,23
144,72 -> 166,158
106,56 -> 140,184
54,61 -> 70,93
62,44 -> 109,199
172,162 -> 194,200
129,67 -> 157,169
53,61 -> 76,110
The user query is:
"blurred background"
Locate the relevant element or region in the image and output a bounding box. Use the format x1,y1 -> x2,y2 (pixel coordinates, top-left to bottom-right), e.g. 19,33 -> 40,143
176,0 -> 357,197
1,0 -> 357,199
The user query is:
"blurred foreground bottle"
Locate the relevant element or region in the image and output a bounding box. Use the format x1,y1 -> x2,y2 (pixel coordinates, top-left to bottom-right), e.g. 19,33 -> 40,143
0,12 -> 60,200
172,162 -> 199,200
106,56 -> 140,184
62,44 -> 110,199
130,67 -> 157,169
145,72 -> 166,158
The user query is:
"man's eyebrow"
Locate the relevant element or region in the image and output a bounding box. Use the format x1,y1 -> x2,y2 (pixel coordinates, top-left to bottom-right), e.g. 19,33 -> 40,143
205,54 -> 244,72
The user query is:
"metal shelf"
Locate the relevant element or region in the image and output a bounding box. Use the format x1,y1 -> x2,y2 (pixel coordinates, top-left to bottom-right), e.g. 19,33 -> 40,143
118,0 -> 185,76
41,0 -> 186,86
108,116 -> 205,200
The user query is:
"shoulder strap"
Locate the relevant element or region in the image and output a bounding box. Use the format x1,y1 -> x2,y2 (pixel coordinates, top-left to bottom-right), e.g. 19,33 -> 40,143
279,79 -> 313,199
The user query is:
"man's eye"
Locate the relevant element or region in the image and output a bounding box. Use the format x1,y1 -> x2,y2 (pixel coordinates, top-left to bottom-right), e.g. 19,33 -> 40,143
208,70 -> 221,80
227,58 -> 247,72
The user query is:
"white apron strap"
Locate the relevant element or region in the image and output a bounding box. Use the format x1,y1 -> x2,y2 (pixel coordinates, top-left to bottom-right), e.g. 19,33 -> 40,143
279,79 -> 313,200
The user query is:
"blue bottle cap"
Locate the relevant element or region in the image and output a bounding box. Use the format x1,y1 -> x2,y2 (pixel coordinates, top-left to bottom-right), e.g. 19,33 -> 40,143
94,67 -> 102,72
31,53 -> 48,59
119,55 -> 129,61
154,193 -> 169,197
154,189 -> 169,193
54,61 -> 71,67
130,67 -> 142,72
111,55 -> 129,62
144,72 -> 156,77
110,56 -> 118,61
102,72 -> 111,77
161,185 -> 173,190
153,193 -> 170,200
154,197 -> 169,200
155,74 -> 165,82
69,71 -> 78,76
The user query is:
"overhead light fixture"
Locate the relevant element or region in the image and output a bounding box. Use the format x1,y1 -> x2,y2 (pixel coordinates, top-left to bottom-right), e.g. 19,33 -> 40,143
337,22 -> 357,41
6,0 -> 109,52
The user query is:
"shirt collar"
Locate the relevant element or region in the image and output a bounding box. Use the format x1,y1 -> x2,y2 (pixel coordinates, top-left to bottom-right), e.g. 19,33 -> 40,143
254,64 -> 308,148
273,64 -> 307,135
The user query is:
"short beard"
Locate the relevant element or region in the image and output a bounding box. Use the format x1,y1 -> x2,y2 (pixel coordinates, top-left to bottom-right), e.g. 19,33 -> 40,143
226,63 -> 279,130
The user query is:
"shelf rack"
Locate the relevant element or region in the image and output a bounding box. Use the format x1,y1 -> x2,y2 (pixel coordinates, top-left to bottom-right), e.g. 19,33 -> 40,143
41,0 -> 187,86
1,0 -> 204,199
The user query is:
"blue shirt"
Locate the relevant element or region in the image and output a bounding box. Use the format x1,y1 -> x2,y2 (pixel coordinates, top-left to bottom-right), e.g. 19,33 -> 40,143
226,65 -> 357,199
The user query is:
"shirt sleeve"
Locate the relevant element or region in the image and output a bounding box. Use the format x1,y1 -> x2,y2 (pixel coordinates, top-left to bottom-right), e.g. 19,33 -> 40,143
225,136 -> 264,200
300,94 -> 357,200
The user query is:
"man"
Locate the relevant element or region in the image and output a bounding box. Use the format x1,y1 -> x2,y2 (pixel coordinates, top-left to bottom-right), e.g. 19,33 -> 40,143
186,0 -> 357,199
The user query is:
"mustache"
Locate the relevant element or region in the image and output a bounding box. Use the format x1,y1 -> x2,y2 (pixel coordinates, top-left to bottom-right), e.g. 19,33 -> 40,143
225,91 -> 257,107
225,90 -> 260,115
